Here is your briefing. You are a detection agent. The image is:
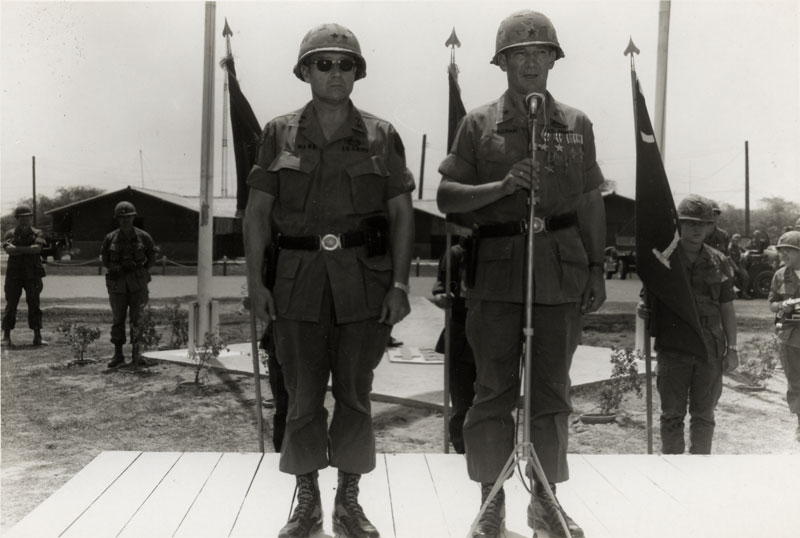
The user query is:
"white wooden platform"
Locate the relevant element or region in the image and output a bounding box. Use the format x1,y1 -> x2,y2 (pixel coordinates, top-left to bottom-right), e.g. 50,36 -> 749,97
7,452 -> 798,538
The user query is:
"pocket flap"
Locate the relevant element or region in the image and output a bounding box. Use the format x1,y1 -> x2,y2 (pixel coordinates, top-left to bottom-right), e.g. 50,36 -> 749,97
478,239 -> 514,261
346,155 -> 389,178
267,151 -> 317,174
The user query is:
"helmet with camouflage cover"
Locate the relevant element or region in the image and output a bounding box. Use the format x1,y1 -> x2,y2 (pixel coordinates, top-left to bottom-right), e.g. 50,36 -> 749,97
114,201 -> 137,218
14,205 -> 33,218
491,10 -> 565,65
777,231 -> 800,251
677,194 -> 715,223
293,23 -> 366,81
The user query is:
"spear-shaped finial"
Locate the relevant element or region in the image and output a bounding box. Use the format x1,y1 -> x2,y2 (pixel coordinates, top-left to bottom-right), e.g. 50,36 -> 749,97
223,17 -> 233,38
445,27 -> 461,65
624,36 -> 640,57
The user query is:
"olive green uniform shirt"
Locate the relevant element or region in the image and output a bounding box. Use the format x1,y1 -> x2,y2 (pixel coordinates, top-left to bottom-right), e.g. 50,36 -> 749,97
247,101 -> 415,324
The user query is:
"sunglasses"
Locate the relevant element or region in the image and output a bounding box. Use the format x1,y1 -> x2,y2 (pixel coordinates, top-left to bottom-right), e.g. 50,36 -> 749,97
309,58 -> 356,73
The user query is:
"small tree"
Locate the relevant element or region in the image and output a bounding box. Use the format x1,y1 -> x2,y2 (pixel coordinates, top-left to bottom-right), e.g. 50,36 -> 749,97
598,347 -> 644,416
132,304 -> 161,352
740,336 -> 779,387
188,332 -> 228,384
57,322 -> 102,364
165,299 -> 189,349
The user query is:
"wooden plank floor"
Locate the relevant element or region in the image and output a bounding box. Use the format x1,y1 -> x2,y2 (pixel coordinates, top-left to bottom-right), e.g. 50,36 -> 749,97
7,452 -> 799,538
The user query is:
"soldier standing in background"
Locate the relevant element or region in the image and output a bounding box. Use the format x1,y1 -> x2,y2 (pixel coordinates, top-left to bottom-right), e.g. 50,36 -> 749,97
704,199 -> 729,255
728,233 -> 751,299
243,23 -> 415,538
101,201 -> 157,368
2,205 -> 47,347
437,10 -> 606,537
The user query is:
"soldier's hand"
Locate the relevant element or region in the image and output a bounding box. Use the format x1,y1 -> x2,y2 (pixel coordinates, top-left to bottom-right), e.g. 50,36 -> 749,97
636,301 -> 650,320
500,159 -> 539,196
380,288 -> 411,325
430,293 -> 451,310
580,268 -> 606,314
249,283 -> 276,323
723,349 -> 739,373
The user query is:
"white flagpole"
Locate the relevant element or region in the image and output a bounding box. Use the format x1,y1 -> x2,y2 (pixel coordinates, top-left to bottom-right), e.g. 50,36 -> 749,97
654,0 -> 671,161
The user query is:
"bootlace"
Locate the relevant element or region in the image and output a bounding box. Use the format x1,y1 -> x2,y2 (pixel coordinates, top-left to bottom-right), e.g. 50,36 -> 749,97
290,477 -> 318,520
341,476 -> 367,519
478,485 -> 504,530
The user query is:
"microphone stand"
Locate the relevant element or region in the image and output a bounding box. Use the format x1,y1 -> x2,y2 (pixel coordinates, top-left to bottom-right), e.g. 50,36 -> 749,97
466,93 -> 571,538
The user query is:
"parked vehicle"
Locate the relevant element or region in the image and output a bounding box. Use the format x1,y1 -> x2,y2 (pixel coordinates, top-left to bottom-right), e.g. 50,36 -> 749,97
604,235 -> 636,279
740,245 -> 779,299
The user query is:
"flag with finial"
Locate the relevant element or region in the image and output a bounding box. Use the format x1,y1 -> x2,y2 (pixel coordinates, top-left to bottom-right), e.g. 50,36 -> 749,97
627,38 -> 706,358
446,28 -> 466,151
220,19 -> 261,217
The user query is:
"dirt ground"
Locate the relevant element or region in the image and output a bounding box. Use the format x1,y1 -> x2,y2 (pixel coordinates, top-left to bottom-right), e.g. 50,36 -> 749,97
1,300 -> 796,532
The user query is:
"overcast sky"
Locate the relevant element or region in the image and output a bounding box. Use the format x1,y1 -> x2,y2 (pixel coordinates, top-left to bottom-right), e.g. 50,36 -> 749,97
1,0 -> 798,216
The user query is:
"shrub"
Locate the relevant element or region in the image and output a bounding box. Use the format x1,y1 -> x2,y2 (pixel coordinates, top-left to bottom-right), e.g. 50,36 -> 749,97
598,347 -> 644,415
132,304 -> 161,352
740,335 -> 779,386
189,331 -> 228,384
165,299 -> 189,349
56,322 -> 102,362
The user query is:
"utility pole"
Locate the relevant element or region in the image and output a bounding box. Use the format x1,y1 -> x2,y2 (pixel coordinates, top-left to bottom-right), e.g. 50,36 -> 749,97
654,0 -> 671,160
139,149 -> 144,188
32,156 -> 37,226
220,18 -> 232,197
745,140 -> 750,236
418,134 -> 426,200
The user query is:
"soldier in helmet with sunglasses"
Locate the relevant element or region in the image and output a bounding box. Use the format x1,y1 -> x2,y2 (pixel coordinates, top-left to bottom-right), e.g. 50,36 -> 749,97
243,23 -> 415,538
437,10 -> 607,538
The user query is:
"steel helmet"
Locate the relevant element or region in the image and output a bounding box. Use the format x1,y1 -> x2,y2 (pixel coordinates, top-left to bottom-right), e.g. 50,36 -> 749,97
677,194 -> 715,223
14,205 -> 33,218
491,10 -> 565,65
293,23 -> 366,81
795,216 -> 800,230
710,199 -> 721,215
114,201 -> 137,218
777,231 -> 800,251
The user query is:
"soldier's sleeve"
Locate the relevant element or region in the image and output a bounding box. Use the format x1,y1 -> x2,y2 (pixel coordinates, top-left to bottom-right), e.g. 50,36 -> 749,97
438,115 -> 479,185
246,122 -> 279,196
717,253 -> 737,303
100,234 -> 112,268
767,269 -> 784,304
33,229 -> 47,246
384,124 -> 416,200
581,117 -> 605,193
144,233 -> 157,268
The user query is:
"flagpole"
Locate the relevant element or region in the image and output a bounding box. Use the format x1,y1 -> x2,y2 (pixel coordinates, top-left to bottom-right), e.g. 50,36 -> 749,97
654,0 -> 671,160
626,38 -> 654,455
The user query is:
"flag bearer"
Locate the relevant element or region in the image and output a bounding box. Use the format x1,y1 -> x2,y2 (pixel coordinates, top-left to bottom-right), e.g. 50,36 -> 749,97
2,205 -> 47,347
437,9 -> 606,538
650,195 -> 738,454
769,231 -> 800,442
243,23 -> 414,538
101,201 -> 157,368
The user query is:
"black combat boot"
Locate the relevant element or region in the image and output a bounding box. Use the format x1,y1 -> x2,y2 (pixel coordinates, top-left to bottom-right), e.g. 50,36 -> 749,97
278,472 -> 323,538
108,344 -> 125,368
32,329 -> 46,346
528,482 -> 584,538
2,329 -> 11,347
333,471 -> 380,538
472,483 -> 505,538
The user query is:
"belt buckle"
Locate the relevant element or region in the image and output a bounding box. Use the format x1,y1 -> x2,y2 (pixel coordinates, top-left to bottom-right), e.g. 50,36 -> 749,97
531,217 -> 545,234
320,233 -> 341,251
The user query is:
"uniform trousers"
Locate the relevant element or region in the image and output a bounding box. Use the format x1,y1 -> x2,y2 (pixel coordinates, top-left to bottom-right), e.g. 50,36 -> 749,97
2,278 -> 43,331
437,319 -> 476,454
273,279 -> 391,476
779,344 -> 800,414
108,288 -> 149,344
656,350 -> 723,454
463,300 -> 581,484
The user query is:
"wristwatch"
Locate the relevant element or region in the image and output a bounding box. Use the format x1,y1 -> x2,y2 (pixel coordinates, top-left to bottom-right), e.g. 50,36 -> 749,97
392,282 -> 410,294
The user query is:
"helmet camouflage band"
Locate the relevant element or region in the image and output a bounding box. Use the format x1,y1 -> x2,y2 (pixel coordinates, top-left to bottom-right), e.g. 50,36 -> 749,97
293,23 -> 366,81
14,205 -> 33,218
777,231 -> 800,251
677,194 -> 715,223
114,201 -> 137,218
491,10 -> 565,65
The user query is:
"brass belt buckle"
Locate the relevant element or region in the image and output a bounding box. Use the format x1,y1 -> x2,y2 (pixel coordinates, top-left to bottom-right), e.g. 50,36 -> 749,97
531,217 -> 545,234
320,234 -> 341,251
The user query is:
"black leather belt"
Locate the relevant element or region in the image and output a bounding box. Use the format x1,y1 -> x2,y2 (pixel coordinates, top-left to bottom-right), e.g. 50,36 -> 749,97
277,231 -> 366,251
477,212 -> 578,237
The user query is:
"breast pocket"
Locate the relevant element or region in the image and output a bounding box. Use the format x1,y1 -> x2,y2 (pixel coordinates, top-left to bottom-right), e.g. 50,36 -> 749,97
346,156 -> 389,214
268,151 -> 317,211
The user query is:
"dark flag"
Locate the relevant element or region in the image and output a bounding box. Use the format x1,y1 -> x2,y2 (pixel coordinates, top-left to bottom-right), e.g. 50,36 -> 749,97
447,63 -> 467,151
631,69 -> 706,357
220,53 -> 261,217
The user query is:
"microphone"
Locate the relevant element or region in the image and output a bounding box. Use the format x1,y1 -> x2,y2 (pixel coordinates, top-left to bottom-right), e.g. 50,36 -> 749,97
525,92 -> 544,116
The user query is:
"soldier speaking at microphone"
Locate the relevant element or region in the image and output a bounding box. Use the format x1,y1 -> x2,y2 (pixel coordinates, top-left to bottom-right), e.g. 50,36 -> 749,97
437,10 -> 606,538
243,23 -> 415,538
